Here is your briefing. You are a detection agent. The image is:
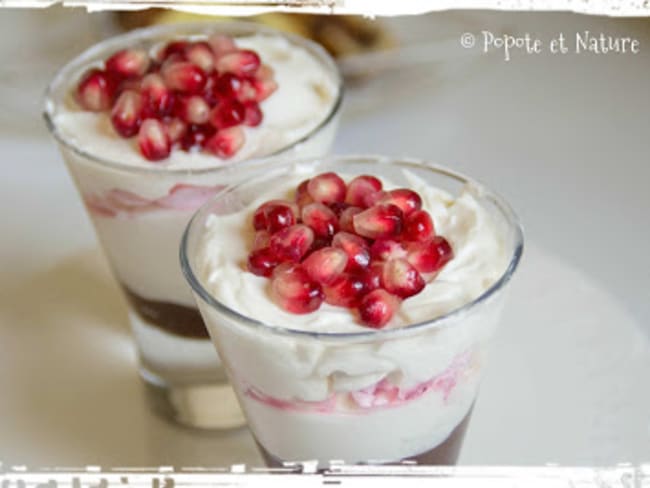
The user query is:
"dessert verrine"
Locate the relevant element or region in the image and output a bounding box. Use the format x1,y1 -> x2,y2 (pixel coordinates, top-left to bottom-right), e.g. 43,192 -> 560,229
182,156 -> 523,463
44,22 -> 342,429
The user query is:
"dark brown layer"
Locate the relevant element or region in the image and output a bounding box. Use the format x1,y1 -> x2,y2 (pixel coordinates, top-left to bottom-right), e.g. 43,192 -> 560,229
122,286 -> 210,339
256,406 -> 473,469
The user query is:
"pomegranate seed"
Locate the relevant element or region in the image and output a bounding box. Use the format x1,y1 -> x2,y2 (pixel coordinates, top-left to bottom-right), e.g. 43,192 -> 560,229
332,232 -> 370,271
207,34 -> 237,56
359,263 -> 383,292
210,99 -> 245,129
76,69 -> 116,111
339,206 -> 363,233
303,247 -> 348,286
381,258 -> 425,298
270,224 -> 314,262
141,73 -> 174,117
180,123 -> 216,151
164,118 -> 187,144
253,77 -> 278,102
257,64 -> 274,80
185,42 -> 214,73
345,175 -> 383,207
323,273 -> 366,307
406,236 -> 454,274
138,118 -> 171,161
403,209 -> 435,242
265,204 -> 297,233
158,40 -> 189,61
216,49 -> 260,76
302,203 -> 339,238
162,61 -> 206,94
252,199 -> 299,231
271,263 -> 324,314
379,189 -> 422,217
178,95 -> 211,124
247,247 -> 279,277
295,179 -> 314,208
110,90 -> 144,137
105,49 -> 150,79
204,126 -> 245,158
307,172 -> 347,205
243,101 -> 263,126
329,202 -> 349,217
213,73 -> 243,99
370,239 -> 407,262
358,289 -> 400,329
253,230 -> 271,250
353,204 -> 403,240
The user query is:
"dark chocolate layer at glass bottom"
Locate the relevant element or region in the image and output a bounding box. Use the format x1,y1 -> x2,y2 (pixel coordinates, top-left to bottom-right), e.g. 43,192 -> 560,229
122,286 -> 210,339
256,407 -> 473,469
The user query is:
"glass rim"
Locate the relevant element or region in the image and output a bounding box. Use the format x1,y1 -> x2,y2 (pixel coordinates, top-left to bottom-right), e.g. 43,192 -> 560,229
180,154 -> 525,342
42,20 -> 344,176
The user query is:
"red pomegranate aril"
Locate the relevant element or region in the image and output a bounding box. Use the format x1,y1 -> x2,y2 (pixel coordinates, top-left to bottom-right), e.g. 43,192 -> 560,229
370,239 -> 407,262
358,289 -> 400,329
307,172 -> 347,205
164,118 -> 187,144
381,258 -> 425,298
345,175 -> 383,207
360,263 -> 383,292
204,126 -> 245,158
158,40 -> 189,61
379,189 -> 422,217
407,236 -> 454,274
303,247 -> 348,286
162,61 -> 206,94
111,90 -> 144,137
266,204 -> 297,233
106,48 -> 150,79
210,100 -> 246,129
339,206 -> 363,233
185,42 -> 214,73
253,230 -> 271,250
295,180 -> 314,208
214,72 -> 242,98
208,34 -> 237,57
323,273 -> 366,307
332,232 -> 371,271
138,118 -> 171,161
403,209 -> 435,242
180,123 -> 216,151
216,49 -> 261,76
271,263 -> 324,314
141,73 -> 174,117
243,101 -> 263,127
302,203 -> 339,238
253,77 -> 278,102
253,199 -> 300,231
247,247 -> 279,277
353,204 -> 403,240
76,69 -> 116,111
270,224 -> 314,262
179,95 -> 211,124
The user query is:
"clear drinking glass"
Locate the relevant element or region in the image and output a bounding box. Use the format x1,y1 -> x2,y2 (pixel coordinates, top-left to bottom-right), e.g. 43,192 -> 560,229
181,155 -> 524,465
43,22 -> 343,429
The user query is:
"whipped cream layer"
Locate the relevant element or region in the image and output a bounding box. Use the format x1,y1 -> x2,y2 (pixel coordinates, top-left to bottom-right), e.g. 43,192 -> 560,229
53,34 -> 338,170
197,171 -> 508,335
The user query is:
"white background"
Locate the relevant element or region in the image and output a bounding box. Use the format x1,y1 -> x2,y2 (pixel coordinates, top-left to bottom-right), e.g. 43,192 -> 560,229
0,8 -> 648,467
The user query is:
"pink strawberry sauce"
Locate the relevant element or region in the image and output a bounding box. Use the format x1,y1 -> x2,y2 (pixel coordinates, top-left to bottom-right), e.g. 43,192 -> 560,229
83,183 -> 224,217
244,350 -> 474,414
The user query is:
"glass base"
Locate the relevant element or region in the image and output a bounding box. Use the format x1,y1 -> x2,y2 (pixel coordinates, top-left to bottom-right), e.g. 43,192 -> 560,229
140,368 -> 246,430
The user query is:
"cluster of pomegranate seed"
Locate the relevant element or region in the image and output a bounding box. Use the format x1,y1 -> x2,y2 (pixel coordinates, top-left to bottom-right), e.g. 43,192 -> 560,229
75,34 -> 278,161
246,172 -> 454,329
